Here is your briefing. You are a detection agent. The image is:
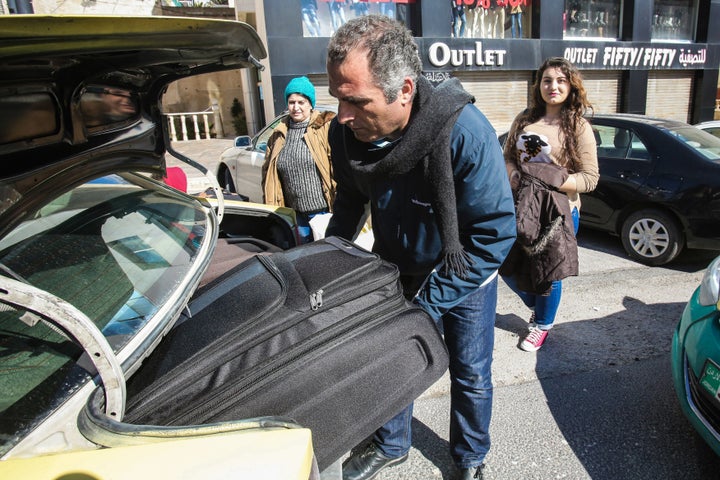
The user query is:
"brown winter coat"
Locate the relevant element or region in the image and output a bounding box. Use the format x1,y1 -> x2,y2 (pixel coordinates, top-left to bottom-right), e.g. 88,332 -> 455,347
261,109 -> 336,210
500,160 -> 579,295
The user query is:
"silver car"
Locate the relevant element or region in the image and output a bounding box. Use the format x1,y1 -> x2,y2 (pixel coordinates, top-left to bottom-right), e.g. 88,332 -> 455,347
695,120 -> 720,140
216,106 -> 337,203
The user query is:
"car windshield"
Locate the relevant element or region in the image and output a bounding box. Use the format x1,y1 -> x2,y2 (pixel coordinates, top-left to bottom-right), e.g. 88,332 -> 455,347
667,126 -> 720,161
0,174 -> 210,456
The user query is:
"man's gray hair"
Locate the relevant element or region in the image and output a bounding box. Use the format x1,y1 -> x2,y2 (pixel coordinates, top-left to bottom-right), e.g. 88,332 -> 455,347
327,14 -> 422,104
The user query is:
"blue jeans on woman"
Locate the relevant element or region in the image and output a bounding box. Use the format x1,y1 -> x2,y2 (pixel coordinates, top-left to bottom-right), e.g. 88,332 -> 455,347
503,207 -> 579,330
373,275 -> 498,469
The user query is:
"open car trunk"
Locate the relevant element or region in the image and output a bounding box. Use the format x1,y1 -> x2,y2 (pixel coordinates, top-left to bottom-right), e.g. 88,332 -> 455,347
0,15 -> 449,478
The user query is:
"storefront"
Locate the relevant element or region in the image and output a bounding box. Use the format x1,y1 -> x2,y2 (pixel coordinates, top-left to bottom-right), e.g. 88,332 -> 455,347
255,0 -> 719,134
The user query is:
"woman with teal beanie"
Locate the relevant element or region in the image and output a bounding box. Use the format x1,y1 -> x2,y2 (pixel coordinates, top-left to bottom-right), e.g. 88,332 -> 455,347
261,76 -> 336,243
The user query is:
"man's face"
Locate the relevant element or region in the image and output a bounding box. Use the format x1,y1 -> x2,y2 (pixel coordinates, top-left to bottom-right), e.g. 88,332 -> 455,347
327,49 -> 412,143
103,88 -> 137,116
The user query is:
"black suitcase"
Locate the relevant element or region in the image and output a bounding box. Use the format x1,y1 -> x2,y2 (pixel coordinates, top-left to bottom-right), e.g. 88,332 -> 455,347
123,236 -> 449,470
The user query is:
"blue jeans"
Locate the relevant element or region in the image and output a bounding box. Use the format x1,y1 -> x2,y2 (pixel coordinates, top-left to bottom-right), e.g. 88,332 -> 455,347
301,7 -> 321,37
452,7 -> 466,38
373,276 -> 498,469
511,12 -> 523,38
379,3 -> 395,20
503,208 -> 579,330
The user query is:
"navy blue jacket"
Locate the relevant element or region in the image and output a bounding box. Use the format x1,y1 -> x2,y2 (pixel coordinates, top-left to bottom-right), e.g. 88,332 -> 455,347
326,104 -> 516,319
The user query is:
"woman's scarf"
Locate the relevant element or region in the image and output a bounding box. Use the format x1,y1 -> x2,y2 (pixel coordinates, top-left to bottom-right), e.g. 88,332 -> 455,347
344,75 -> 475,278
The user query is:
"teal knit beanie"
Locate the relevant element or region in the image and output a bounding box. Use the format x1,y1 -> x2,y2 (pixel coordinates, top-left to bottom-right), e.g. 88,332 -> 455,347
284,76 -> 316,109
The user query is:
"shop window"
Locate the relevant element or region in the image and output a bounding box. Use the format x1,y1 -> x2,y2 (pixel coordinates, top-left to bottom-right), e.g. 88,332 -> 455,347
564,0 -> 621,40
450,1 -> 531,40
651,0 -> 697,43
302,0 -> 417,38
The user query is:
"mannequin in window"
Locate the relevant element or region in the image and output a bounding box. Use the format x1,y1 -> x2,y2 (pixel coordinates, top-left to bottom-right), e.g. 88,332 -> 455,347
595,9 -> 607,37
486,0 -> 506,39
451,0 -> 467,38
465,0 -> 481,38
370,0 -> 395,20
301,0 -> 322,37
567,1 -> 580,36
349,0 -> 369,18
510,2 -> 523,38
589,0 -> 607,37
328,0 -> 348,33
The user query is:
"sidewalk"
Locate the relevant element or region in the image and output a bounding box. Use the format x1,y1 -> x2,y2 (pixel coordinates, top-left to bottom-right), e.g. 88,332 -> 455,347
164,138 -> 234,194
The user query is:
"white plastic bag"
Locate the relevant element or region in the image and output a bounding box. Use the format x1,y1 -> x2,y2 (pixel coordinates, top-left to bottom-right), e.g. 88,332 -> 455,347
309,212 -> 333,240
309,213 -> 374,250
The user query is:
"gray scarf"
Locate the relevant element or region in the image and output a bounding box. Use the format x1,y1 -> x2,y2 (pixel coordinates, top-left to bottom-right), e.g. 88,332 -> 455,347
343,76 -> 475,278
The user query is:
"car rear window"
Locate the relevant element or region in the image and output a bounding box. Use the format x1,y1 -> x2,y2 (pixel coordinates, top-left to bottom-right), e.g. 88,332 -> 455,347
0,175 -> 210,456
669,127 -> 720,161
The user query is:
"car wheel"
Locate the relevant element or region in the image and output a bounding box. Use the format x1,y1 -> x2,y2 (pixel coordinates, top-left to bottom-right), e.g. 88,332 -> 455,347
620,209 -> 683,266
218,166 -> 236,193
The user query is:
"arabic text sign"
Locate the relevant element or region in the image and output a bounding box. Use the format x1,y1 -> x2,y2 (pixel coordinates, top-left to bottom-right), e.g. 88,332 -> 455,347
564,46 -> 707,69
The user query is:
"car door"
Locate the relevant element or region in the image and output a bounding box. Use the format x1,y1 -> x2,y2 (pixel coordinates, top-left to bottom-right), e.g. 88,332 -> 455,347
581,123 -> 656,229
247,114 -> 285,168
229,114 -> 287,203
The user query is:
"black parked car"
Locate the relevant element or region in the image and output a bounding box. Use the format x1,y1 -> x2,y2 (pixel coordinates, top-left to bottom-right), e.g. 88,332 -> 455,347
581,114 -> 720,265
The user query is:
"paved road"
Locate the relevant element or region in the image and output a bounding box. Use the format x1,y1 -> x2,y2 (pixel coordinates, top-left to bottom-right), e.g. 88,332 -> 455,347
375,232 -> 720,480
169,139 -> 720,479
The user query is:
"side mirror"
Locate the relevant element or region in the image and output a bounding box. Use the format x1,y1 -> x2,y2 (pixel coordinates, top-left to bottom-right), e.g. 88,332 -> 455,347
234,135 -> 251,148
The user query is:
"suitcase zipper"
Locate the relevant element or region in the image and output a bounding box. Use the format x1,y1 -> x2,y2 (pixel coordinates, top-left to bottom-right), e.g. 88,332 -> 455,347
310,289 -> 323,310
304,264 -> 398,312
169,295 -> 408,425
257,253 -> 396,313
283,239 -> 399,311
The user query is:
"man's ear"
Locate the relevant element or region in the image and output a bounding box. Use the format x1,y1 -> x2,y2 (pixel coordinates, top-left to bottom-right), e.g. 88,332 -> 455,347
399,77 -> 415,106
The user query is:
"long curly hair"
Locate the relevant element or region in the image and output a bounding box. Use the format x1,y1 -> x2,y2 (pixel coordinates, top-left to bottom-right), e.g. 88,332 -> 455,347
505,57 -> 593,169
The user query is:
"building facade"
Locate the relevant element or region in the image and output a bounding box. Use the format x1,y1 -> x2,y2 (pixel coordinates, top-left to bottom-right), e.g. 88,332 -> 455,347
11,0 -> 718,137
256,0 -> 720,135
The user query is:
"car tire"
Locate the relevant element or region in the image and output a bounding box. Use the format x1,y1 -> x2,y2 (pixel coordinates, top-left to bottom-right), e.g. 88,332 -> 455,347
620,209 -> 683,266
218,166 -> 236,193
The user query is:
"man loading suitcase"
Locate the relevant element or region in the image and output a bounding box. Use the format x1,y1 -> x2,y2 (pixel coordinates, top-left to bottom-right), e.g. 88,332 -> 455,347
325,14 -> 517,480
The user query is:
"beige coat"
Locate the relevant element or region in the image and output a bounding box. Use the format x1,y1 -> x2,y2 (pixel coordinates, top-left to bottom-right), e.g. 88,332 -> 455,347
261,109 -> 336,210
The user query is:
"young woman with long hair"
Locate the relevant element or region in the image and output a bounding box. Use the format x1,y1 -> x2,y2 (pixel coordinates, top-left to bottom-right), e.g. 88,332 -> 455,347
503,56 -> 599,352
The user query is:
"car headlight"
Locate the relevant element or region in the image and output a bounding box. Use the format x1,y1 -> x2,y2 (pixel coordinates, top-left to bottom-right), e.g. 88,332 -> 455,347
698,256 -> 720,307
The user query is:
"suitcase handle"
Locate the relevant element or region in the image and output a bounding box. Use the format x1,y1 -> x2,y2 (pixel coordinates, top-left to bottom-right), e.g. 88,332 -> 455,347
285,236 -> 377,261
